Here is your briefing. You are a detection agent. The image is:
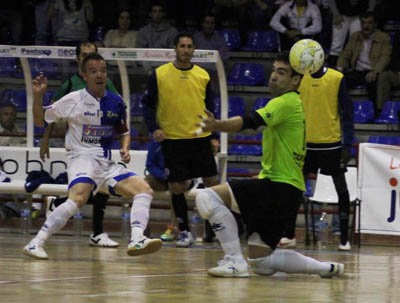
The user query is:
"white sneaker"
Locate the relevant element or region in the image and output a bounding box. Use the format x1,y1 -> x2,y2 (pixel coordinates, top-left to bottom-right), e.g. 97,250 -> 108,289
277,237 -> 296,249
127,236 -> 162,256
208,255 -> 250,278
89,233 -> 119,247
338,241 -> 351,251
319,262 -> 345,278
23,238 -> 48,260
176,231 -> 194,248
45,196 -> 57,218
248,257 -> 277,276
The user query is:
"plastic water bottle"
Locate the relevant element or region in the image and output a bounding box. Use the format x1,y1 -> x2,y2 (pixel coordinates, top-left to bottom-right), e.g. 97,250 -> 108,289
318,212 -> 329,249
73,211 -> 84,238
121,202 -> 130,240
20,200 -> 31,235
191,208 -> 203,242
96,26 -> 104,42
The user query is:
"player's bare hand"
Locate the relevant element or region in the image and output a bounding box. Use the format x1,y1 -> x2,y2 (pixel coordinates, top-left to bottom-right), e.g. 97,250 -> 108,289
40,140 -> 50,162
153,129 -> 166,142
32,72 -> 48,96
120,148 -> 131,163
195,109 -> 216,135
210,138 -> 220,154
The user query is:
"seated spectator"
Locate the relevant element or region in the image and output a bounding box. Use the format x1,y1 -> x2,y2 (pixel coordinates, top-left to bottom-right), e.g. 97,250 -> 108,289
193,13 -> 230,95
0,103 -> 25,146
337,11 -> 391,111
104,9 -> 137,48
0,2 -> 24,44
327,0 -> 376,66
135,2 -> 178,49
376,31 -> 400,113
50,0 -> 94,46
270,0 -> 322,51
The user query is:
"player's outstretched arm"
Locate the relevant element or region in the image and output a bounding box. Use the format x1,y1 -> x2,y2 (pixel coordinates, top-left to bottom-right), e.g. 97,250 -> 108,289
195,109 -> 244,135
32,73 -> 48,127
120,134 -> 131,163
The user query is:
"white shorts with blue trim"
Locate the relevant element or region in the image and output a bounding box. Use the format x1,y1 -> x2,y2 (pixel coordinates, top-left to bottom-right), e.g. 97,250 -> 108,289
67,155 -> 136,195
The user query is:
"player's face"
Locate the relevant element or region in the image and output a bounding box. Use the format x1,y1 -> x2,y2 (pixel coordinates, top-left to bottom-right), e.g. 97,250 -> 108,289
0,106 -> 16,130
202,16 -> 216,35
119,11 -> 131,31
175,37 -> 194,64
82,59 -> 107,94
269,61 -> 300,97
360,16 -> 376,39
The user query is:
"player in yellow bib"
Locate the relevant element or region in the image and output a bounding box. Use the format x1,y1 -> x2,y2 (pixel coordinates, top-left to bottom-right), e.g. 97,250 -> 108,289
194,52 -> 344,278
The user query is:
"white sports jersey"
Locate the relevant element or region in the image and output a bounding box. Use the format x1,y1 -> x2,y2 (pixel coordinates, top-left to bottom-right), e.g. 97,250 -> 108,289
44,88 -> 129,159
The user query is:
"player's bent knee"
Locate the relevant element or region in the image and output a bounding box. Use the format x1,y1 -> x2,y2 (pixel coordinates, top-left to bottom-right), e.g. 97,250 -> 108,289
195,189 -> 223,220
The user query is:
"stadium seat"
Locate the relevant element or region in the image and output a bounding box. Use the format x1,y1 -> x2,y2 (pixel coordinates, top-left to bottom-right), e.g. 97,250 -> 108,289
217,29 -> 241,50
241,31 -> 279,52
130,93 -> 145,116
368,136 -> 400,145
214,96 -> 245,118
0,57 -> 17,78
227,63 -> 265,86
1,89 -> 27,112
353,100 -> 374,123
252,97 -> 270,110
228,134 -> 262,156
374,101 -> 400,124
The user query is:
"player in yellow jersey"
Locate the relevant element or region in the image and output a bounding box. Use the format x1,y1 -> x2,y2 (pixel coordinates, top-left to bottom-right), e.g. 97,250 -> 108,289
142,32 -> 219,247
279,64 -> 354,251
194,52 -> 344,278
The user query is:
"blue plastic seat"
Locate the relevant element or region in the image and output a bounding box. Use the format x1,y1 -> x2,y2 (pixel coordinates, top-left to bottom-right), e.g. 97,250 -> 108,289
368,136 -> 400,145
374,101 -> 400,124
252,97 -> 270,110
0,58 -> 17,77
130,93 -> 145,116
1,89 -> 27,112
217,29 -> 241,50
228,134 -> 262,156
353,100 -> 374,123
228,63 -> 265,86
214,97 -> 245,118
241,31 -> 279,52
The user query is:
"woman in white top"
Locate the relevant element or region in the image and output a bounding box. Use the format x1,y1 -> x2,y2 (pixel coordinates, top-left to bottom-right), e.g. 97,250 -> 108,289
104,9 -> 137,48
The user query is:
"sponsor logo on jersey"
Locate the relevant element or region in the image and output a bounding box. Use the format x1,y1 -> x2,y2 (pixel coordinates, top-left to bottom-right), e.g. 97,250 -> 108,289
84,111 -> 96,116
84,102 -> 96,107
107,111 -> 118,118
81,125 -> 113,144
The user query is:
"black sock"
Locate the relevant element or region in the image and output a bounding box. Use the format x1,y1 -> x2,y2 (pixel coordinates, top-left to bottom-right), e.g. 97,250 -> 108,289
338,191 -> 350,245
91,192 -> 109,236
53,196 -> 68,207
171,193 -> 189,232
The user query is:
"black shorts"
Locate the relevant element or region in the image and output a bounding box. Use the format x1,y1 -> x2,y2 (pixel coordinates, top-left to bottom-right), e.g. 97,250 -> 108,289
161,136 -> 218,182
229,178 -> 302,250
303,148 -> 347,176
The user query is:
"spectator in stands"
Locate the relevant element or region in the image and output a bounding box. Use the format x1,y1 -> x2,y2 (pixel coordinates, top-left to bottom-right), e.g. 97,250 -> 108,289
0,2 -> 24,44
142,32 -> 219,247
279,63 -> 354,251
34,0 -> 53,45
49,0 -> 94,46
376,31 -> 400,113
337,11 -> 391,111
40,41 -> 120,248
327,0 -> 376,67
104,9 -> 137,48
135,2 -> 178,49
193,13 -> 230,95
0,103 -> 25,146
270,0 -> 322,51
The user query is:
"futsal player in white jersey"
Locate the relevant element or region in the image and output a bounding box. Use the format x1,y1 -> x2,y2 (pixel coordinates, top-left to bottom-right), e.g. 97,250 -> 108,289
23,53 -> 162,259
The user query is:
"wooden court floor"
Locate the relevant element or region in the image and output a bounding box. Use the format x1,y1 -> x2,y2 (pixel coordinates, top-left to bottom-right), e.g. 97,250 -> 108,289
1,233 -> 400,303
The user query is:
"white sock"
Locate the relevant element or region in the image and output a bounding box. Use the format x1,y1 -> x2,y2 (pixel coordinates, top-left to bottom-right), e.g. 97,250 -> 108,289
205,189 -> 243,259
130,193 -> 152,241
36,199 -> 79,243
258,249 -> 331,274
